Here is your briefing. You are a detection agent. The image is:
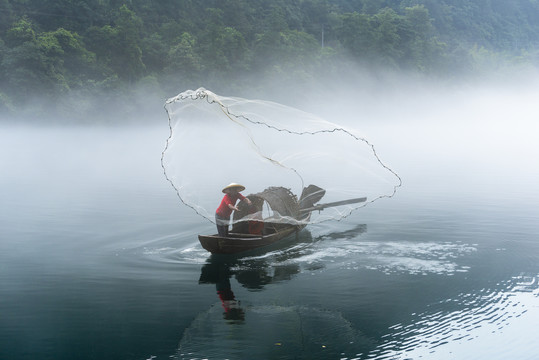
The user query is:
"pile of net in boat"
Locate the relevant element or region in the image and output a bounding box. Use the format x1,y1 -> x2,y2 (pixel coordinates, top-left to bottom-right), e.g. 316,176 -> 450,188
162,88 -> 401,225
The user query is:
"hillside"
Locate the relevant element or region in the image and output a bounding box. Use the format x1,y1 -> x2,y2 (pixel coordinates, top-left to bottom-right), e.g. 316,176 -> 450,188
1,0 -> 538,119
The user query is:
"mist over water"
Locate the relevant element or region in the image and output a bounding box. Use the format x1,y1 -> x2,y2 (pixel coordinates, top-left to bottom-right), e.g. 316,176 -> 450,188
1,71 -> 539,360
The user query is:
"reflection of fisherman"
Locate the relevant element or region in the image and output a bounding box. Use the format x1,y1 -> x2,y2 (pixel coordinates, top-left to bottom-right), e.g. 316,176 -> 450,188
200,257 -> 246,322
215,183 -> 252,237
216,278 -> 245,321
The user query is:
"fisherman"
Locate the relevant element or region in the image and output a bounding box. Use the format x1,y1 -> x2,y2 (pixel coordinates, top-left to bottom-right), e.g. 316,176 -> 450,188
215,183 -> 252,237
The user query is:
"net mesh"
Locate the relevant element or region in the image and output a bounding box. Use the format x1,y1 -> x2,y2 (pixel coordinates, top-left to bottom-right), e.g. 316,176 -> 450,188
161,88 -> 401,226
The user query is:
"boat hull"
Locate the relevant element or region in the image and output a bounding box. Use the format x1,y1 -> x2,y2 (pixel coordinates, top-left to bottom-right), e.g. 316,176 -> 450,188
198,226 -> 300,254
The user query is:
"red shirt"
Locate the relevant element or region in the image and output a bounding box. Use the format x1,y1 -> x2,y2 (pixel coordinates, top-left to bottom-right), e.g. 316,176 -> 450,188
216,193 -> 246,218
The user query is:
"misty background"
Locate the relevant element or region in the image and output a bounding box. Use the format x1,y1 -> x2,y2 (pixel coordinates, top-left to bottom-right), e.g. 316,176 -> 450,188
2,0 -> 538,256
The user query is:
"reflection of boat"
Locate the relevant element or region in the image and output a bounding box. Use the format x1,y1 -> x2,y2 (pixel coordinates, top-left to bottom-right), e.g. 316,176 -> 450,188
198,185 -> 366,254
181,257 -> 375,360
199,253 -> 302,291
179,238 -> 377,359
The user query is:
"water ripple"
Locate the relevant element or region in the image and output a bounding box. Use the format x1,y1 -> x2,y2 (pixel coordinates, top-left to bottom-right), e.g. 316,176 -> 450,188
366,274 -> 539,359
134,222 -> 477,278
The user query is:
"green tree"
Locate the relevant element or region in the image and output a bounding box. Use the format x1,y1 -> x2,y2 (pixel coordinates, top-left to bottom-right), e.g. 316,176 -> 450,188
2,20 -> 97,103
22,0 -> 103,33
113,4 -> 145,82
84,5 -> 145,83
208,26 -> 249,72
2,18 -> 52,100
219,0 -> 257,42
400,5 -> 446,71
197,8 -> 250,74
253,28 -> 320,75
165,31 -> 203,76
84,24 -> 119,82
41,28 -> 97,86
2,41 -> 49,98
300,0 -> 333,35
0,0 -> 16,33
141,32 -> 168,74
338,12 -> 376,58
85,24 -> 118,63
0,36 -> 12,114
4,17 -> 37,47
371,8 -> 401,66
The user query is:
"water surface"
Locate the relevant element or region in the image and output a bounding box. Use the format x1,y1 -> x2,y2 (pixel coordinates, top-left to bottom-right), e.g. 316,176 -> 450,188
1,123 -> 538,360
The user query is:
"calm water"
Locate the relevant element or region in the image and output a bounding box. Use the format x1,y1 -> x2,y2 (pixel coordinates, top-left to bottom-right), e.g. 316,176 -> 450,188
1,124 -> 538,360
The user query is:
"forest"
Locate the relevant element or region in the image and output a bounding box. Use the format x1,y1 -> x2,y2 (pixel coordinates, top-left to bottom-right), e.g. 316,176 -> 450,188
1,0 -> 538,120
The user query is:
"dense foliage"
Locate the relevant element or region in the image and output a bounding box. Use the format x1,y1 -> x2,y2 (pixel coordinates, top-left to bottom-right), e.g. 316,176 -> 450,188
1,0 -> 538,118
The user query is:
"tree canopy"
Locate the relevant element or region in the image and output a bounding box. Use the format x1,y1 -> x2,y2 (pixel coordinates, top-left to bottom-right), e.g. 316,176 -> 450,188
1,0 -> 538,119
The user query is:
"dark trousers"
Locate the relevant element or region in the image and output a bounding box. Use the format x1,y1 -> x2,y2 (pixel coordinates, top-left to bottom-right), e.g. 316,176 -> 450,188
215,214 -> 229,237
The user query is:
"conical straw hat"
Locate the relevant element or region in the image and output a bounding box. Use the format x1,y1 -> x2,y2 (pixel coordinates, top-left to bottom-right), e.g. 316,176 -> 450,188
222,183 -> 246,193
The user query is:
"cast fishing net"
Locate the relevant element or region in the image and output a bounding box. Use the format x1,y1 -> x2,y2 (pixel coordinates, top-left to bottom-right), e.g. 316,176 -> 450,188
162,88 -> 401,226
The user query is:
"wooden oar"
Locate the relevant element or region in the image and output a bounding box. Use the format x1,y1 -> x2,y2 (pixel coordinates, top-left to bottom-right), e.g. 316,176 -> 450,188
299,197 -> 367,212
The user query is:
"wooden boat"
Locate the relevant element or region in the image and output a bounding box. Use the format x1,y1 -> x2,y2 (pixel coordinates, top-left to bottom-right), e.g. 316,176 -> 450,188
198,185 -> 366,255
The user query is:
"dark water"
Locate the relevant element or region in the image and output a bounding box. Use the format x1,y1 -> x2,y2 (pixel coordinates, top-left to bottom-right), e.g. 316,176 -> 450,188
1,125 -> 538,360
